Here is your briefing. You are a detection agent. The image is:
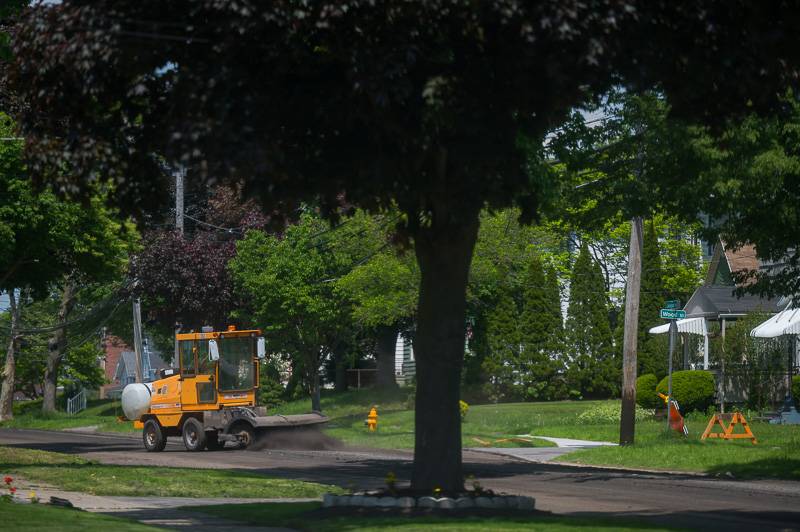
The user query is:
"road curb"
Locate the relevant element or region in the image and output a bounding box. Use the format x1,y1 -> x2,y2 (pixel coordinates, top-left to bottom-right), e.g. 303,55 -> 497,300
547,458 -> 712,478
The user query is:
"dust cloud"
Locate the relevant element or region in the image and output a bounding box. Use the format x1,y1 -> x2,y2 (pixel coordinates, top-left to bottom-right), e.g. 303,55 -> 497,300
249,426 -> 343,451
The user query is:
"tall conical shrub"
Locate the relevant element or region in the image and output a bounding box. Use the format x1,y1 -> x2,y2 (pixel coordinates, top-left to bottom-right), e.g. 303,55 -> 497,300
565,241 -> 618,398
639,219 -> 668,378
482,287 -> 521,401
519,256 -> 565,400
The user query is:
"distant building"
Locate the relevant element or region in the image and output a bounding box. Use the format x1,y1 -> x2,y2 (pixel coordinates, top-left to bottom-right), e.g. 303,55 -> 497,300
394,334 -> 415,386
100,334 -> 170,398
99,335 -> 129,398
685,239 -> 784,323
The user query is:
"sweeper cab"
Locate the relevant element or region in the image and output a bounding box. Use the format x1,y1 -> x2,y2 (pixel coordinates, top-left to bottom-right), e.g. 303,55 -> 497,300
121,326 -> 327,452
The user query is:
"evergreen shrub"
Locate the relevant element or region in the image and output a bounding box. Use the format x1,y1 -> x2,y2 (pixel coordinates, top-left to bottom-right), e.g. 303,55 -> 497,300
635,374 -> 659,409
656,370 -> 715,413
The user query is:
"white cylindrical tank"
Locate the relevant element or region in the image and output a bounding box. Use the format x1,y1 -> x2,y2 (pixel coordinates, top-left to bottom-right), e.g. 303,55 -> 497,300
121,383 -> 153,420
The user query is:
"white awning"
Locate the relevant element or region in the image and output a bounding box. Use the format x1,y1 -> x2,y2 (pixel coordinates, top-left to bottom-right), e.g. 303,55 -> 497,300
750,306 -> 800,338
648,317 -> 709,370
648,317 -> 707,336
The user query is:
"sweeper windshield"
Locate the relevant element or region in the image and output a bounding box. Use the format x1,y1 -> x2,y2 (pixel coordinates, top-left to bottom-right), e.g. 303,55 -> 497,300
218,335 -> 255,391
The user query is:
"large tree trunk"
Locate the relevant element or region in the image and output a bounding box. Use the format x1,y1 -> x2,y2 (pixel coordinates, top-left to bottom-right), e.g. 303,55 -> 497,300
0,290 -> 21,421
411,203 -> 480,493
333,351 -> 348,392
42,279 -> 77,413
375,324 -> 398,389
310,363 -> 321,412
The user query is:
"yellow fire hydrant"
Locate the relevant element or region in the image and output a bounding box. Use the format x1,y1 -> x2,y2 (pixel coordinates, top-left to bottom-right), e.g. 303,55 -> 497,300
366,406 -> 378,432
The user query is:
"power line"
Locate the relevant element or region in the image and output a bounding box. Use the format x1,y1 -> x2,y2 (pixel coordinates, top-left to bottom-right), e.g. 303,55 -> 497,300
183,212 -> 242,234
14,282 -> 132,335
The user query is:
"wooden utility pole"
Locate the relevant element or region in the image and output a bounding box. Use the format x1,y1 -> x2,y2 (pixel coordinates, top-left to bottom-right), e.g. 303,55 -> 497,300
620,216 -> 643,445
175,167 -> 185,235
132,298 -> 144,383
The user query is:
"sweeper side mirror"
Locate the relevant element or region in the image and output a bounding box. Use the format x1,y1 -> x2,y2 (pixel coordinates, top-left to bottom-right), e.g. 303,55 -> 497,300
208,339 -> 220,361
256,337 -> 266,359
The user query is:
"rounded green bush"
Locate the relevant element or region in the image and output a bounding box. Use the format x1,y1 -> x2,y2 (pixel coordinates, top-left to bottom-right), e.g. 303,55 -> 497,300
635,374 -> 659,409
656,370 -> 715,413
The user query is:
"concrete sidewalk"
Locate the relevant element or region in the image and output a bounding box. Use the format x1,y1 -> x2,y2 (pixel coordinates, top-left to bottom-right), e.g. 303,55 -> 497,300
10,479 -> 311,530
466,435 -> 616,463
532,436 -> 617,448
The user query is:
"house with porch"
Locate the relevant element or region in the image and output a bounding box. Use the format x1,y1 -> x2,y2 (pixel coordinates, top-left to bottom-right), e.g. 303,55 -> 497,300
650,238 -> 785,369
650,238 -> 795,406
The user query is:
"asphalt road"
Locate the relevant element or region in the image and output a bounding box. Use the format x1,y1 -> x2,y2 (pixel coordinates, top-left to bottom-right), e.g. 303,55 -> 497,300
1,427 -> 799,531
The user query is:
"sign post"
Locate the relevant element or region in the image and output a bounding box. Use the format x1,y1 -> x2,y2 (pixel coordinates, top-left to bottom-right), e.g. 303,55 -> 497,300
660,301 -> 683,434
666,319 -> 676,433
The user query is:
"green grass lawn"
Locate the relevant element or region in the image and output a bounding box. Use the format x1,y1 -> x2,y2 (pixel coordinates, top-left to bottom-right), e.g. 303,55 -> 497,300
0,398 -> 135,433
277,389 -> 588,449
561,417 -> 800,480
0,502 -> 159,532
0,446 -> 342,498
191,501 -> 680,531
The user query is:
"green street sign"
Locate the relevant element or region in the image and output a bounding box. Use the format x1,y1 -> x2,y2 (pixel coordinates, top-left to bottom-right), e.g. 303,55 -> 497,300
660,309 -> 686,320
664,300 -> 681,310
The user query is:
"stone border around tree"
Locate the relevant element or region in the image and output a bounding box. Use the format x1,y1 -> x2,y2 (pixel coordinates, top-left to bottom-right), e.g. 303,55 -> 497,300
322,493 -> 535,510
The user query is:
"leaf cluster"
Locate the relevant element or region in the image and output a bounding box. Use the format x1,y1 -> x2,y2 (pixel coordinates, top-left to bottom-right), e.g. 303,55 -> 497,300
11,2 -> 799,225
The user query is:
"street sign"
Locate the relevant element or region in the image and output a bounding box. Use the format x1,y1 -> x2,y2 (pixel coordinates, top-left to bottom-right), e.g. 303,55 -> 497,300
660,309 -> 686,320
664,300 -> 681,310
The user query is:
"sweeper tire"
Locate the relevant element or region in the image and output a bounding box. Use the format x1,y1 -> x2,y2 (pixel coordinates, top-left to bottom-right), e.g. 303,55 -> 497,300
143,419 -> 167,452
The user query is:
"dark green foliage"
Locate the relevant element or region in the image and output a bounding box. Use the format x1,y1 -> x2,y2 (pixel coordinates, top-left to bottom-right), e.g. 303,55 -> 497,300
481,288 -> 521,402
519,258 -> 566,401
59,343 -> 107,401
564,242 -> 618,398
465,210 -> 570,400
564,241 -> 620,397
656,370 -> 715,413
481,255 -> 567,402
639,220 -> 667,377
520,257 -> 550,349
544,265 -> 564,333
257,361 -> 286,410
635,374 -> 659,409
230,212 -> 357,411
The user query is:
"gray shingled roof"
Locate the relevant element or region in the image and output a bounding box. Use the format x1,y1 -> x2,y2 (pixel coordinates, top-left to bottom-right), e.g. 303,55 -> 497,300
685,286 -> 782,318
114,351 -> 138,381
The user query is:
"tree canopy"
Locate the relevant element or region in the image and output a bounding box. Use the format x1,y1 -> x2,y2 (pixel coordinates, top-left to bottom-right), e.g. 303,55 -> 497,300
230,212 -> 358,411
